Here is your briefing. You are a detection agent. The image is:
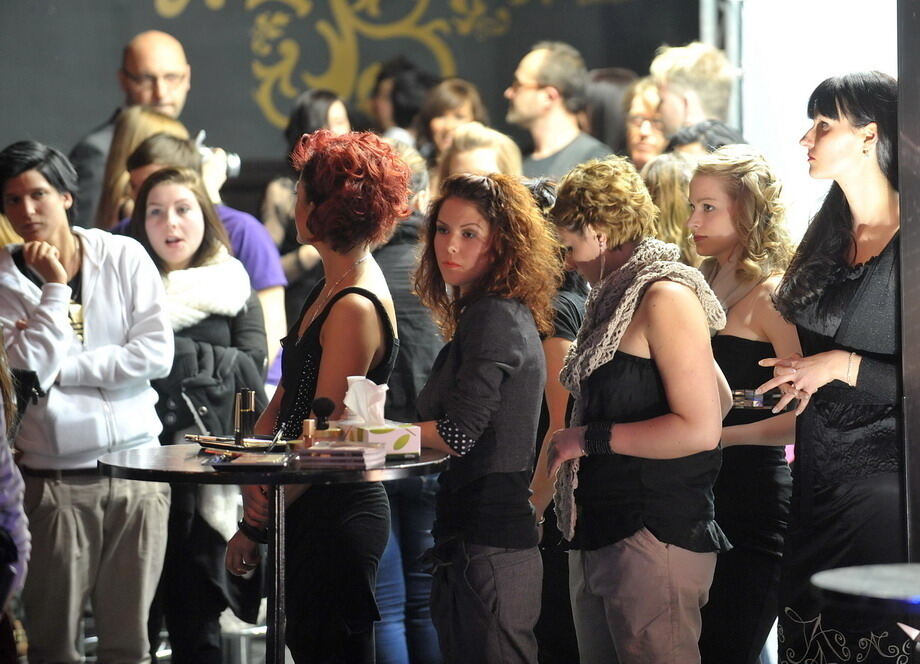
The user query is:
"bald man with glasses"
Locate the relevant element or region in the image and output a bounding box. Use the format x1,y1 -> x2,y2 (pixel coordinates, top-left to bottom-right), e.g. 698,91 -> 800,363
69,31 -> 191,228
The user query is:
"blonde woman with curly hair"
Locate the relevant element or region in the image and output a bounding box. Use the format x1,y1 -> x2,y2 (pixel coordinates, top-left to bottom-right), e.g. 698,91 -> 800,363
687,144 -> 801,664
641,151 -> 700,266
414,173 -> 560,663
545,155 -> 730,663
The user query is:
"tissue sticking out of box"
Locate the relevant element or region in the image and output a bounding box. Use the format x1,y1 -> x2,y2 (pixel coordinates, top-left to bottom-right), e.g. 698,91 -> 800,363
343,376 -> 389,427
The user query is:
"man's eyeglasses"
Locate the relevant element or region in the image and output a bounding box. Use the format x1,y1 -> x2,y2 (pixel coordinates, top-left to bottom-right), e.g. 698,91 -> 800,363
627,114 -> 665,130
121,68 -> 187,92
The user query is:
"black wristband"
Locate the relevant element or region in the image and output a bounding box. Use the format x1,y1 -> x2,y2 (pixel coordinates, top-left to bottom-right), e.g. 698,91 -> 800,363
584,420 -> 614,456
238,519 -> 268,544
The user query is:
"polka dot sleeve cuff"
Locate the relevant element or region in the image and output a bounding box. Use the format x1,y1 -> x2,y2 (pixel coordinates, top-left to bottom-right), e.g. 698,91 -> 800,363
436,417 -> 478,456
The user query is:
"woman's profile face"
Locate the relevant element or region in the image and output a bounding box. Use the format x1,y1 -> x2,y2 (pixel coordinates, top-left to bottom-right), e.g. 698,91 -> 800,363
687,174 -> 739,263
325,100 -> 351,136
294,179 -> 317,245
448,147 -> 501,178
799,111 -> 866,181
433,195 -> 493,295
558,226 -> 606,284
144,182 -> 205,271
430,101 -> 475,155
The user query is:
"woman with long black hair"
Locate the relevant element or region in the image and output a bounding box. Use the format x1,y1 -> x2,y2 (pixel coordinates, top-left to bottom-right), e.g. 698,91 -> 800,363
760,71 -> 907,662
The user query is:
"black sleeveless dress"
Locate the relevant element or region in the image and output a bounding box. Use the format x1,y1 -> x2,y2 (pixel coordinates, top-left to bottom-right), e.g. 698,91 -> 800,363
779,236 -> 908,663
700,335 -> 792,664
277,283 -> 399,664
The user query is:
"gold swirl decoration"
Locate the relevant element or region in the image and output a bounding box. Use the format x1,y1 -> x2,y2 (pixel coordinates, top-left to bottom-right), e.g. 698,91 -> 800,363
154,0 -> 628,128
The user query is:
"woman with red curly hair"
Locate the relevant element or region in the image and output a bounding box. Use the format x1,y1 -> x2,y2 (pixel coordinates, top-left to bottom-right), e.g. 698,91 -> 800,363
225,130 -> 410,663
413,173 -> 561,663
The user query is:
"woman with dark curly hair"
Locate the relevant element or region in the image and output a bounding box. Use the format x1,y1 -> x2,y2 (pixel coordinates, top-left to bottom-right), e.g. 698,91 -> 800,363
687,145 -> 799,664
759,72 -> 906,663
225,129 -> 410,663
414,173 -> 560,663
545,156 -> 730,663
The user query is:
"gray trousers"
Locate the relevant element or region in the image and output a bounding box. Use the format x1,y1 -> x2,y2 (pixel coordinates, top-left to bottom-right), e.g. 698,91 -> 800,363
430,538 -> 542,664
22,473 -> 170,664
570,527 -> 716,664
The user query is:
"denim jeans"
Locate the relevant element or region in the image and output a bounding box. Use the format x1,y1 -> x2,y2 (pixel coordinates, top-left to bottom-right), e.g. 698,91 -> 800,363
374,475 -> 442,664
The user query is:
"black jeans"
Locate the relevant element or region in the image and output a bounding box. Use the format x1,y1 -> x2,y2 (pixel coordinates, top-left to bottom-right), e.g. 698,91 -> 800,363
284,483 -> 391,664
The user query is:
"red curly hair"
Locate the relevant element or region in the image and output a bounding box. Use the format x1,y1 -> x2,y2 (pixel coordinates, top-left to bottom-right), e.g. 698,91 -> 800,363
290,129 -> 411,251
414,173 -> 561,339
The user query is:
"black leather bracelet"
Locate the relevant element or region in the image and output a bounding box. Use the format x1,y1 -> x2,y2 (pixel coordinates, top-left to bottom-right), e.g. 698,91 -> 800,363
584,420 -> 614,456
238,518 -> 268,544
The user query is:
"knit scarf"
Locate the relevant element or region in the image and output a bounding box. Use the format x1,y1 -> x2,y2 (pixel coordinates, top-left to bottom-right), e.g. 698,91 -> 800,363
553,237 -> 726,541
162,246 -> 252,332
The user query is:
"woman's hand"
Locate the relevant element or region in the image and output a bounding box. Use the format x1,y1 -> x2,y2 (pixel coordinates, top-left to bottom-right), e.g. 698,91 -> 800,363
23,241 -> 67,284
758,350 -> 850,415
546,426 -> 587,477
242,484 -> 269,526
225,529 -> 261,577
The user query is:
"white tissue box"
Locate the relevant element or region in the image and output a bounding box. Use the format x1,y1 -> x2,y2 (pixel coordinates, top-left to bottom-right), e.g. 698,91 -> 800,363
334,420 -> 421,459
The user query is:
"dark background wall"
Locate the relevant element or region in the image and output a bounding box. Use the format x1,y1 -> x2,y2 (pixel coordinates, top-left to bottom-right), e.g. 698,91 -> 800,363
1,0 -> 698,161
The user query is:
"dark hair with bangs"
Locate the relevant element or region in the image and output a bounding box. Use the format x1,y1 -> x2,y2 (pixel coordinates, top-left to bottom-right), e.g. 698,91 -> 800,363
290,130 -> 411,252
774,71 -> 898,320
414,173 -> 561,339
127,167 -> 230,274
0,140 -> 78,224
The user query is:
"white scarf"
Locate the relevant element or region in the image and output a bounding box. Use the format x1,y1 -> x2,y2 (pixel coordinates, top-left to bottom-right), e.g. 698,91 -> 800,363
163,246 -> 252,332
553,237 -> 726,541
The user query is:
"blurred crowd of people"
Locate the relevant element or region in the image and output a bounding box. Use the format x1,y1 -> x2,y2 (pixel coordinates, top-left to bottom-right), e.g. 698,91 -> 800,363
0,26 -> 906,664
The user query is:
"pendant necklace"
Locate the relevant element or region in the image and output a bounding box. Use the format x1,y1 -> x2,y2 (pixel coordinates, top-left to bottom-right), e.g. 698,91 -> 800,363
305,254 -> 371,330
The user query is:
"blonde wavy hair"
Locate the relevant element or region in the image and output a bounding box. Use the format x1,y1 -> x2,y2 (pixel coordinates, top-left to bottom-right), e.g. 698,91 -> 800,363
693,144 -> 794,282
437,122 -> 522,184
641,152 -> 700,266
96,106 -> 189,228
551,155 -> 658,248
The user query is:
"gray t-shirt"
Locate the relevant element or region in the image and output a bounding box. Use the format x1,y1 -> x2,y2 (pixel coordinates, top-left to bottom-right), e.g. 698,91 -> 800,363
522,132 -> 612,179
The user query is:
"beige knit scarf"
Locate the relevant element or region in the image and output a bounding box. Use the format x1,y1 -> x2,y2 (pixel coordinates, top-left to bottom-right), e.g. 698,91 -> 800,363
553,237 -> 726,541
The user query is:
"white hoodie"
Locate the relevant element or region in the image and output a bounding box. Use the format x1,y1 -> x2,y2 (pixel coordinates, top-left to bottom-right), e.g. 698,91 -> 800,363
0,228 -> 174,469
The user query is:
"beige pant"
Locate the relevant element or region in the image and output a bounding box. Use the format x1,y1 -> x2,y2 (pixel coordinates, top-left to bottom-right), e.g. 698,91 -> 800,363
22,474 -> 170,664
569,527 -> 716,664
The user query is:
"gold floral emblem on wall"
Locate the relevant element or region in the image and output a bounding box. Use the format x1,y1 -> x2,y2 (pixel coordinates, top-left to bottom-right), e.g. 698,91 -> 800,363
155,0 -> 626,128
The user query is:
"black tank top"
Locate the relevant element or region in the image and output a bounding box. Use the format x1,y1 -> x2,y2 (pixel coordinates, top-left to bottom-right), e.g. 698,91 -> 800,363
574,351 -> 729,553
276,283 -> 399,439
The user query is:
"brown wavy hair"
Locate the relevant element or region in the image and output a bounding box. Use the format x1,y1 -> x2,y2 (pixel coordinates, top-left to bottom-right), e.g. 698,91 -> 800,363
552,155 -> 658,247
693,144 -> 794,282
414,173 -> 561,339
291,130 -> 411,252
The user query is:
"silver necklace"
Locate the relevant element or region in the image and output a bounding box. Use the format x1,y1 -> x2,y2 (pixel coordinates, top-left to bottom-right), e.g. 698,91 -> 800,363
305,254 -> 371,330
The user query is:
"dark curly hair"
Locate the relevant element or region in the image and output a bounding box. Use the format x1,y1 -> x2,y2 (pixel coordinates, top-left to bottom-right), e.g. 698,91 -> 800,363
290,130 -> 411,252
774,71 -> 897,320
414,173 -> 561,339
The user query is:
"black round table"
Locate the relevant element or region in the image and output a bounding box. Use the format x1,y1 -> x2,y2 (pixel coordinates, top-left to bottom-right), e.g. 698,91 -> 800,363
811,564 -> 920,660
99,443 -> 450,664
811,564 -> 920,616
